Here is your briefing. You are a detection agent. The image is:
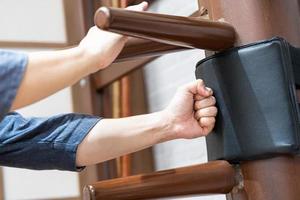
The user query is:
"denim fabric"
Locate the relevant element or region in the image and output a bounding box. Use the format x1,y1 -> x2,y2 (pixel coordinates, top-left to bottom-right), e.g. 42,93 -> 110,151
0,49 -> 101,171
0,112 -> 100,171
0,50 -> 28,122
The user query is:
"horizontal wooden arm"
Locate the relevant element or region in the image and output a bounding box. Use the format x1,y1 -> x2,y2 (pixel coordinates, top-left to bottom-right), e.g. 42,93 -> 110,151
92,56 -> 153,89
83,161 -> 237,200
114,11 -> 201,62
94,7 -> 235,51
115,37 -> 188,62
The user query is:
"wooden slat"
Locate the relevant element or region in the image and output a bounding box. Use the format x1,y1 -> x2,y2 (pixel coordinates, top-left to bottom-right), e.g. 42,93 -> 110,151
120,76 -> 131,177
92,57 -> 153,90
119,0 -> 132,178
115,37 -> 188,62
112,80 -> 121,176
83,161 -> 237,200
94,7 -> 235,50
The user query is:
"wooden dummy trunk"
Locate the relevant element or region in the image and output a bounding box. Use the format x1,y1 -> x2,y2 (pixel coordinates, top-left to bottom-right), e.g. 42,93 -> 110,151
77,0 -> 300,199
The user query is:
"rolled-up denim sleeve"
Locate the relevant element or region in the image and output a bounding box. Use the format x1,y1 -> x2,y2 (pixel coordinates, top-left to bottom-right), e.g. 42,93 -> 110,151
0,50 -> 28,121
0,112 -> 100,171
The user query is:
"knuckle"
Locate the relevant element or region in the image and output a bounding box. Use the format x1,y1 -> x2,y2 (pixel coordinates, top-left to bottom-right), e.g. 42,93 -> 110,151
205,117 -> 215,125
199,117 -> 205,124
211,117 -> 216,123
195,101 -> 201,109
212,107 -> 218,115
211,96 -> 216,104
198,79 -> 204,84
194,111 -> 201,120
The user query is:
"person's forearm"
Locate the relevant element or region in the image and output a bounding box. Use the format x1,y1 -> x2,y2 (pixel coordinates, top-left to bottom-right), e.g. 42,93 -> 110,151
75,79 -> 217,167
76,111 -> 172,166
11,47 -> 93,110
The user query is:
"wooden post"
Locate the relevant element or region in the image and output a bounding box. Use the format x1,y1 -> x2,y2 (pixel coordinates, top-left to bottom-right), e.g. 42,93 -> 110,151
201,0 -> 300,199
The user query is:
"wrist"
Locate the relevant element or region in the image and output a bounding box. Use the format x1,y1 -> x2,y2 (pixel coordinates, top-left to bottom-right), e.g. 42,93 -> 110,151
76,45 -> 105,75
67,46 -> 95,77
154,111 -> 177,143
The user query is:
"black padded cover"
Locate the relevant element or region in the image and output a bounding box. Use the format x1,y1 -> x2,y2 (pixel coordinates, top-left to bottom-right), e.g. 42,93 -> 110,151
195,37 -> 300,162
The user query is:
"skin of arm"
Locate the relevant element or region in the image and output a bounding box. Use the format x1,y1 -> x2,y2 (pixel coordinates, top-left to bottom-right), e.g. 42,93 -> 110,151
76,79 -> 217,166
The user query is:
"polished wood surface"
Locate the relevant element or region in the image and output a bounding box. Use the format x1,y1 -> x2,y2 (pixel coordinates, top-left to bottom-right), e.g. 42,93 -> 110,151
118,0 -> 132,179
120,76 -> 131,177
116,37 -> 187,62
114,11 -> 201,62
202,0 -> 300,199
94,7 -> 235,50
92,57 -> 153,90
241,156 -> 300,200
205,0 -> 300,46
83,161 -> 237,200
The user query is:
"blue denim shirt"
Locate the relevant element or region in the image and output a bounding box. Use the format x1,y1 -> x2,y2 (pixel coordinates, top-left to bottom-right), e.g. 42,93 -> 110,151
0,50 -> 27,121
0,50 -> 99,171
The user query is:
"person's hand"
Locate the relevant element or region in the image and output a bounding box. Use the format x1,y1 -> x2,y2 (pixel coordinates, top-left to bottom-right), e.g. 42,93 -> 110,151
78,2 -> 148,74
161,79 -> 217,141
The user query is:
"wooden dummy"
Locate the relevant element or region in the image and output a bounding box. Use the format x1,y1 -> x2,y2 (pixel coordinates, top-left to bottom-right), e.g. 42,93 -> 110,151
201,1 -> 300,199
81,0 -> 300,200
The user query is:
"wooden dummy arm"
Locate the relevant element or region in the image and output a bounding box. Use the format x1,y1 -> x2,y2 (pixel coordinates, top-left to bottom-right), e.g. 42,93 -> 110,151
83,161 -> 237,200
94,7 -> 235,52
116,37 -> 187,62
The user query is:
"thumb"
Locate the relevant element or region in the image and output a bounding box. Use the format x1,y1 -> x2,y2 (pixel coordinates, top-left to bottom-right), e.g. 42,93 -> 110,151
183,79 -> 211,96
196,79 -> 212,97
126,1 -> 148,11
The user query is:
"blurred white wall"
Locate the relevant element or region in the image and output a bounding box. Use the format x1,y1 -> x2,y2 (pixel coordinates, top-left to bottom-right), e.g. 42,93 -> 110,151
144,1 -> 225,199
0,0 -> 66,43
0,0 -> 83,199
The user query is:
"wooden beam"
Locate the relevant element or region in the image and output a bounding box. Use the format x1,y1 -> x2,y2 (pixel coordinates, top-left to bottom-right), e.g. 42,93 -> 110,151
94,7 -> 235,50
92,57 -> 153,90
114,10 -> 201,62
83,161 -> 237,200
115,37 -> 187,62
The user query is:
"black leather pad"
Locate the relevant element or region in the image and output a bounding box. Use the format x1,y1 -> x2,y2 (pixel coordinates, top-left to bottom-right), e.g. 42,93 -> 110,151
195,38 -> 300,162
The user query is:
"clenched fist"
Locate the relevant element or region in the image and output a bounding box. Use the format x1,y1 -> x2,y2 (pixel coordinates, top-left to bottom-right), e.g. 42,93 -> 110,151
161,79 -> 217,141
